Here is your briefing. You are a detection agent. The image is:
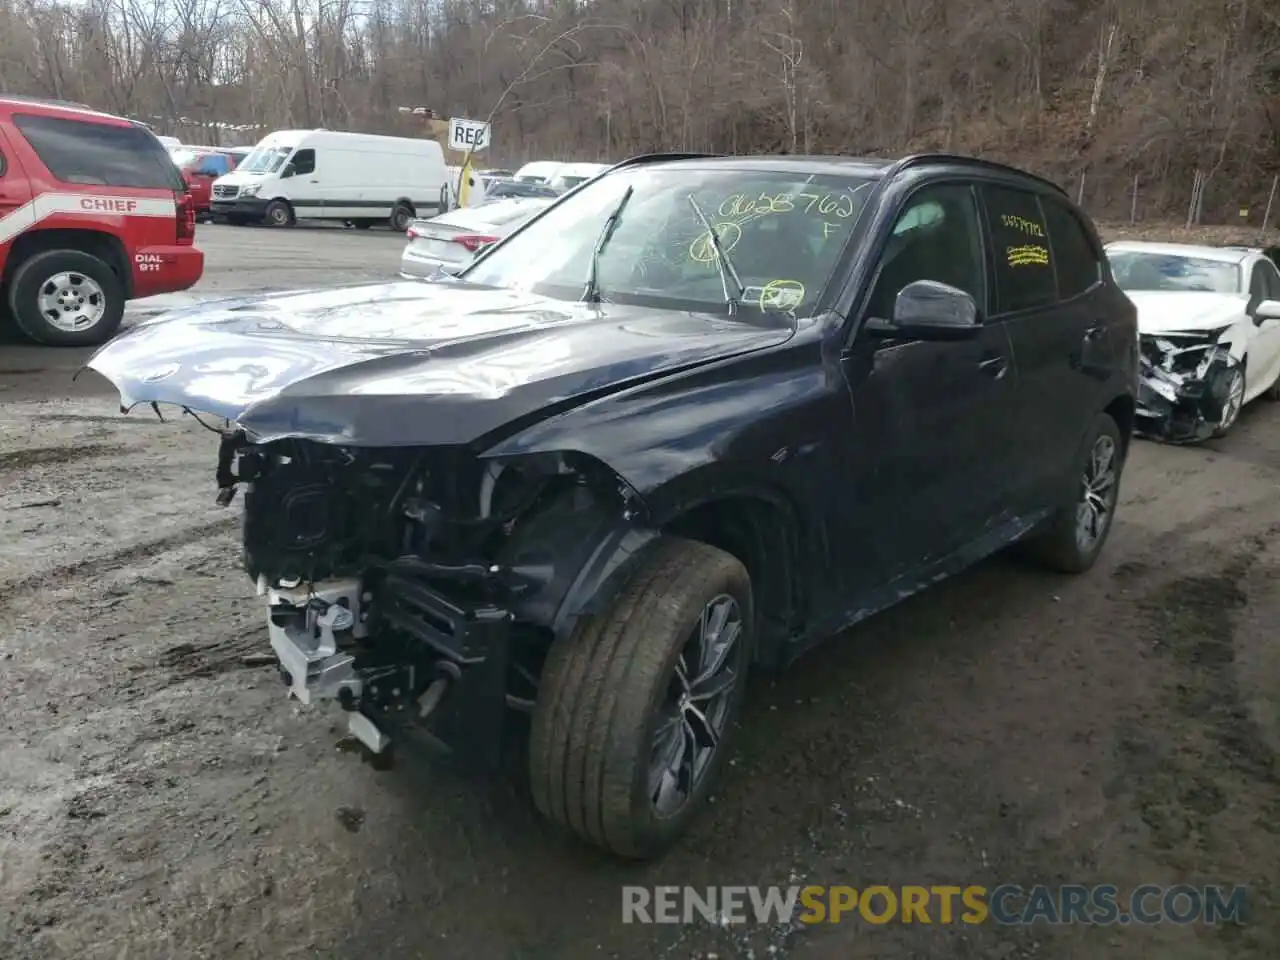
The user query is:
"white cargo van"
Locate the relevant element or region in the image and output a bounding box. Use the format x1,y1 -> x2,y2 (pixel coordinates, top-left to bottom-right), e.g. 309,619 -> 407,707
210,129 -> 448,230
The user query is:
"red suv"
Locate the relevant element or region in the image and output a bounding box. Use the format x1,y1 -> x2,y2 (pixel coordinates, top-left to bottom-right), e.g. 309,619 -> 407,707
0,96 -> 203,346
169,146 -> 241,219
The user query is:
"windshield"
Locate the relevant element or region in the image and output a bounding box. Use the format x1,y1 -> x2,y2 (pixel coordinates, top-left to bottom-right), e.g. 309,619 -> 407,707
462,165 -> 876,315
237,145 -> 292,175
1107,251 -> 1241,293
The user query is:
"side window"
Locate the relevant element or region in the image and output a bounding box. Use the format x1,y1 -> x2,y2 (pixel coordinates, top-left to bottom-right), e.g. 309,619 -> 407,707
1041,197 -> 1102,300
1248,263 -> 1269,311
290,149 -> 316,176
981,185 -> 1056,314
11,114 -> 182,190
1261,261 -> 1280,301
865,183 -> 985,320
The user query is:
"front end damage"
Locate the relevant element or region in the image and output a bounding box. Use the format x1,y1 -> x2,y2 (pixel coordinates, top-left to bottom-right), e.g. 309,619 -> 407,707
1135,331 -> 1240,443
215,431 -> 645,764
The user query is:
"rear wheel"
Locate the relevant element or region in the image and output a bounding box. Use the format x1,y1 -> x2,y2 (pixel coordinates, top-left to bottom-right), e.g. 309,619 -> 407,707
390,203 -> 414,232
1022,412 -> 1124,574
529,537 -> 752,859
6,249 -> 124,347
264,200 -> 294,227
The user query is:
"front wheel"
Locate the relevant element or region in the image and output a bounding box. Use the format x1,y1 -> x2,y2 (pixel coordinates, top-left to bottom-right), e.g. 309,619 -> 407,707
5,249 -> 125,347
1211,365 -> 1246,437
264,200 -> 294,227
1022,412 -> 1124,574
529,536 -> 752,859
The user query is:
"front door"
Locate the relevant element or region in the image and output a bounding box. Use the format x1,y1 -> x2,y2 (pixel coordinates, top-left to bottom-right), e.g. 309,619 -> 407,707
835,181 -> 1019,591
1246,257 -> 1280,399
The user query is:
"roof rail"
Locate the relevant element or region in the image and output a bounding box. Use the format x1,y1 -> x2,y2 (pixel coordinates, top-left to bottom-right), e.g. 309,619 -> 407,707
884,153 -> 1067,196
0,93 -> 95,111
607,152 -> 724,172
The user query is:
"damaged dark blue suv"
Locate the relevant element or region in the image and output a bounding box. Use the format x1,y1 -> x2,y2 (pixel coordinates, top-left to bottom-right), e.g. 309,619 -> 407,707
88,152 -> 1139,859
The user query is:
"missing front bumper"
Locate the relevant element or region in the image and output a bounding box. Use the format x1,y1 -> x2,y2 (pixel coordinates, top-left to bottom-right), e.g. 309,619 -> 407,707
1136,337 -> 1239,443
263,574 -> 512,765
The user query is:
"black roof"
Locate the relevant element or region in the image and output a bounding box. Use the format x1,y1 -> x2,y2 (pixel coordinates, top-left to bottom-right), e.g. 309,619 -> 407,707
609,151 -> 1066,195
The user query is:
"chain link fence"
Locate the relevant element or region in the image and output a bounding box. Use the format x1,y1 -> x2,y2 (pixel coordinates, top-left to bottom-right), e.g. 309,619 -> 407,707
1070,168 -> 1280,244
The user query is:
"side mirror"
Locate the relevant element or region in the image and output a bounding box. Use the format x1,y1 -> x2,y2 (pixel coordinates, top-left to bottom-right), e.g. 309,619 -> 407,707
863,280 -> 981,341
281,163 -> 295,178
1254,299 -> 1280,322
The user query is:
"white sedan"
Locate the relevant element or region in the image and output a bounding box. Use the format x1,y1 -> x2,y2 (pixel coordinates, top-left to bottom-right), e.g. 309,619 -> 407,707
399,196 -> 553,279
1105,241 -> 1280,441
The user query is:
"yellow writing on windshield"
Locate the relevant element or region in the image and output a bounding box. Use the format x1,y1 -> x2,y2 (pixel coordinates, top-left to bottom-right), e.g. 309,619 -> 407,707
1007,244 -> 1049,267
718,191 -> 858,220
759,279 -> 805,310
1000,214 -> 1045,237
688,222 -> 744,263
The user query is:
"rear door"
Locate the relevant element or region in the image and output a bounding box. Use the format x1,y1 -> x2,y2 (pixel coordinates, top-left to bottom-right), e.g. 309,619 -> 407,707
835,180 -> 1019,589
979,184 -> 1108,511
0,124 -> 34,258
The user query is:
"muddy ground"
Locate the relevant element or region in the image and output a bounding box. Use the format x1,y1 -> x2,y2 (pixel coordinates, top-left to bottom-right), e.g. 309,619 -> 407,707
1,224 -> 1278,959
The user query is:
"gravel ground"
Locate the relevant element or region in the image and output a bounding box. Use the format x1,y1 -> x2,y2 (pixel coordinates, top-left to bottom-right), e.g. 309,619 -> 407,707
1,224 -> 1278,960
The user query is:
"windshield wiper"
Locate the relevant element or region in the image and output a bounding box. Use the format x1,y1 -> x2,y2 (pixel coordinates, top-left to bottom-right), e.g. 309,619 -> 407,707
582,185 -> 634,303
687,194 -> 745,314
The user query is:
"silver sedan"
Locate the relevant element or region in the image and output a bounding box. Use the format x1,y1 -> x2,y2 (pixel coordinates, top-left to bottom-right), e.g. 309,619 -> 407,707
400,197 -> 553,278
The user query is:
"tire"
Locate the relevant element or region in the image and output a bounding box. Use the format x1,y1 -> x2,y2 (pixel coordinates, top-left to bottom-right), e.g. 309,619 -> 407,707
1211,364 -> 1246,438
1022,412 -> 1124,574
5,249 -> 124,347
390,203 -> 414,232
529,536 -> 752,859
353,219 -> 374,230
264,200 -> 294,227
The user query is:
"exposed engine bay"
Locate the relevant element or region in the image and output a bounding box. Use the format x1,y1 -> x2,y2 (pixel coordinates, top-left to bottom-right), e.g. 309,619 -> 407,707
1135,331 -> 1241,443
213,430 -> 641,762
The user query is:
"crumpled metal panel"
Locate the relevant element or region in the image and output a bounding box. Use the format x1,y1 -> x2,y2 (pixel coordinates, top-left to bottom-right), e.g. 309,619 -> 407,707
1135,331 -> 1239,443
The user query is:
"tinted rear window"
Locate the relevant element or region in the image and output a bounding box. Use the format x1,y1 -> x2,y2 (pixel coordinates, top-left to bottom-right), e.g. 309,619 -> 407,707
1041,197 -> 1102,299
981,184 -> 1057,313
13,113 -> 182,190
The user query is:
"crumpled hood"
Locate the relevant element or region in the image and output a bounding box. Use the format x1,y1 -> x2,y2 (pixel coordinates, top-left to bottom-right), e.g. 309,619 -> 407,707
87,280 -> 793,446
1125,291 -> 1245,335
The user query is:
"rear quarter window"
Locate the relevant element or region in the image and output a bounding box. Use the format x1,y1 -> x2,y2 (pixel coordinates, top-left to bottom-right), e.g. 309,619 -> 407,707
1041,197 -> 1102,299
981,184 -> 1057,314
12,113 -> 182,190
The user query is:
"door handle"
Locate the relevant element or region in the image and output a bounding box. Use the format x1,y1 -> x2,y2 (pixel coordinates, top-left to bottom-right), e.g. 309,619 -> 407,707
1084,322 -> 1106,341
978,353 -> 1008,378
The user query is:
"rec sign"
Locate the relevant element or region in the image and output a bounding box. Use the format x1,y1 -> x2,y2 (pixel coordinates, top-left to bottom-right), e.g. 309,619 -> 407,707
447,117 -> 490,153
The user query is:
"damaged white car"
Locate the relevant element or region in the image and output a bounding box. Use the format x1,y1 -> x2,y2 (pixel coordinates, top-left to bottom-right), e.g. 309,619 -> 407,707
1105,241 -> 1280,441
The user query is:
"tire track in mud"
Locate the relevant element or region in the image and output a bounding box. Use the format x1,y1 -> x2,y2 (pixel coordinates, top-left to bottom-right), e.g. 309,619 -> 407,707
3,516 -> 240,597
0,444 -> 128,473
1107,541 -> 1279,955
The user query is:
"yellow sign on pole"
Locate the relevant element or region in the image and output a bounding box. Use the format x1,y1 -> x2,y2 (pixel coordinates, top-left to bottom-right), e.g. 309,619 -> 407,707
458,158 -> 475,207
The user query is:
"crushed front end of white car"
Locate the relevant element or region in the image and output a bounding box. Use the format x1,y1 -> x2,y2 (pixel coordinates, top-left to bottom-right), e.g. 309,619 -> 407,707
1136,329 -> 1241,442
